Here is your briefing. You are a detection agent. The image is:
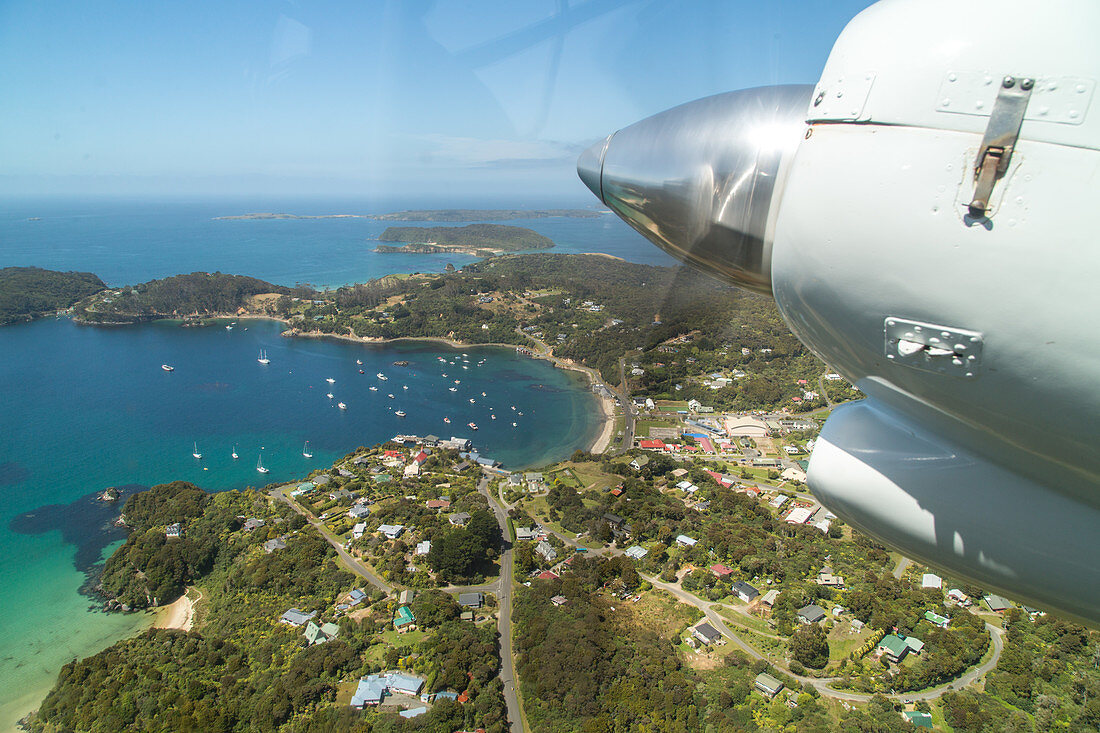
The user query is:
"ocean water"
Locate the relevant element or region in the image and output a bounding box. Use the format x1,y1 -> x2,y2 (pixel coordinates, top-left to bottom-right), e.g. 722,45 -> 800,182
0,316 -> 599,729
0,197 -> 677,289
0,196 -> 661,730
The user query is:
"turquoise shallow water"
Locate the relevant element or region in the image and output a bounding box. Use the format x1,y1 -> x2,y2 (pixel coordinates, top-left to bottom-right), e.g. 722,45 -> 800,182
0,196 -> 664,727
0,316 -> 599,728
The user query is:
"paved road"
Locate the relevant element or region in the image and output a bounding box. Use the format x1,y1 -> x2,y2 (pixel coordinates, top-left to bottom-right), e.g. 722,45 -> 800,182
475,474 -> 525,732
544,523 -> 1003,704
272,486 -> 392,594
617,356 -> 635,454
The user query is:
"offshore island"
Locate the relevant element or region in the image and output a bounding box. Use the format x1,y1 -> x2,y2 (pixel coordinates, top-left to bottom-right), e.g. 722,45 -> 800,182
4,223 -> 1095,732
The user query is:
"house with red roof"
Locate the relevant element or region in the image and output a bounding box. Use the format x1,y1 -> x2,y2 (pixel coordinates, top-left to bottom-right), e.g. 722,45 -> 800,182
638,439 -> 666,450
710,564 -> 735,577
413,450 -> 429,465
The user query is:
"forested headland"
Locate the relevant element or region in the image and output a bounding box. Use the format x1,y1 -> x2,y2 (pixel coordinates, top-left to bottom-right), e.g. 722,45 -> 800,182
73,272 -> 293,324
375,224 -> 554,254
371,209 -> 601,221
30,473 -> 508,733
282,253 -> 818,410
0,266 -> 106,325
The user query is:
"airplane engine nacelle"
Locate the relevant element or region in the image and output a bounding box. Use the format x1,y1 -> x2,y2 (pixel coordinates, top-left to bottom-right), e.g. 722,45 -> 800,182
580,0 -> 1100,624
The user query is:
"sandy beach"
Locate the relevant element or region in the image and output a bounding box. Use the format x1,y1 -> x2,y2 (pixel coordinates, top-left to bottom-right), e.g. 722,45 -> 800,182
588,392 -> 617,454
154,588 -> 199,632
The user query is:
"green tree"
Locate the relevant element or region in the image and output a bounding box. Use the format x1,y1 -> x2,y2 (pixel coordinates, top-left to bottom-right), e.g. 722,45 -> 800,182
789,624 -> 830,669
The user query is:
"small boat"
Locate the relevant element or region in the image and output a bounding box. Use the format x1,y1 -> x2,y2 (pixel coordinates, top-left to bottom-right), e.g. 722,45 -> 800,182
462,365 -> 468,370
302,441 -> 313,459
326,377 -> 336,384
443,417 -> 451,423
442,373 -> 448,377
387,393 -> 394,399
468,422 -> 478,430
161,364 -> 174,371
491,414 -> 497,420
518,411 -> 524,416
192,442 -> 202,459
449,387 -> 457,392
256,454 -> 269,474
377,373 -> 388,380
326,393 -> 334,399
359,369 -> 365,374
469,398 -> 476,404
511,405 -> 516,410
481,391 -> 486,397
393,360 -> 409,366
257,349 -> 270,364
225,324 -> 233,330
512,422 -> 517,427
369,386 -> 378,391
395,410 -> 406,418
402,385 -> 408,390
232,445 -> 239,460
454,380 -> 461,384
356,359 -> 362,365
338,402 -> 347,410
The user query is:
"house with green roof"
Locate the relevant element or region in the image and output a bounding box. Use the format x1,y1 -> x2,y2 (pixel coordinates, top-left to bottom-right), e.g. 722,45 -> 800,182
901,710 -> 933,728
393,605 -> 416,631
877,633 -> 910,663
303,620 -> 341,645
924,610 -> 950,628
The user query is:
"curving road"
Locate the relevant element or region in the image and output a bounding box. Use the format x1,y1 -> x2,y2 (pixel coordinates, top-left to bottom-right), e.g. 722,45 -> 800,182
272,485 -> 392,594
475,474 -> 525,732
546,525 -> 1003,704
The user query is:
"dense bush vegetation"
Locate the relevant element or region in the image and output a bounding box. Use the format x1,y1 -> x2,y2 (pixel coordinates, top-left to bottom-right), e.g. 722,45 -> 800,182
74,272 -> 290,323
378,223 -> 553,250
0,266 -> 105,324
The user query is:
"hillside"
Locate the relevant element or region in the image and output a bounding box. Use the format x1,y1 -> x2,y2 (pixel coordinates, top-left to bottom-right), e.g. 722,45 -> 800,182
372,209 -> 600,222
376,224 -> 554,254
0,266 -> 106,325
73,272 -> 294,324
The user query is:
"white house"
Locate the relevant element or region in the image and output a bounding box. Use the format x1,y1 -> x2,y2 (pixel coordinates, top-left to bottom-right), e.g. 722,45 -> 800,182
378,524 -> 404,539
676,534 -> 697,547
352,522 -> 367,539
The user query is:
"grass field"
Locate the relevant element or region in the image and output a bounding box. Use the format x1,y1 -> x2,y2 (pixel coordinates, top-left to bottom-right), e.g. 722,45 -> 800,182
635,418 -> 678,436
623,589 -> 702,640
828,624 -> 875,662
715,607 -> 775,635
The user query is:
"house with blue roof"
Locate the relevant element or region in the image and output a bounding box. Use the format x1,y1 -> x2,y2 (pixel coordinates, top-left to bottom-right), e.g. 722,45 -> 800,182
350,675 -> 388,708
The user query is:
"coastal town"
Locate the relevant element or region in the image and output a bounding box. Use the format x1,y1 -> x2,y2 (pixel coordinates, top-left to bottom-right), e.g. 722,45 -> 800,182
8,258 -> 1097,732
63,398 -> 1058,733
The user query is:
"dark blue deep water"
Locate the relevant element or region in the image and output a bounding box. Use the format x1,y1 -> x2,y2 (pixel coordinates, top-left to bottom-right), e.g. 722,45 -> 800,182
0,197 -> 668,728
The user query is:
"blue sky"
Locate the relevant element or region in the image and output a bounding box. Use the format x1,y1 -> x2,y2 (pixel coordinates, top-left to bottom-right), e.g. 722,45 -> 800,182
0,0 -> 874,199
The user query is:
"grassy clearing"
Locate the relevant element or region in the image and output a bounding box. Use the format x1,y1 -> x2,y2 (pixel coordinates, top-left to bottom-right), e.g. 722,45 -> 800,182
623,589 -> 702,640
635,419 -> 677,436
715,607 -> 774,635
828,624 -> 874,662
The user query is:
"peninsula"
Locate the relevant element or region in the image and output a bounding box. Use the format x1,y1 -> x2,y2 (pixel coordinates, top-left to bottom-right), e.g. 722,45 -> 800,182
371,208 -> 601,221
0,266 -> 107,325
375,223 -> 554,256
72,272 -> 292,324
213,213 -> 370,220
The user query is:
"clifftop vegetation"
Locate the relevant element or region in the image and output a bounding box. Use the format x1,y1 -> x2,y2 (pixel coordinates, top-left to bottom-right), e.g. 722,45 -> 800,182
0,266 -> 106,325
377,224 -> 553,251
74,272 -> 292,323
